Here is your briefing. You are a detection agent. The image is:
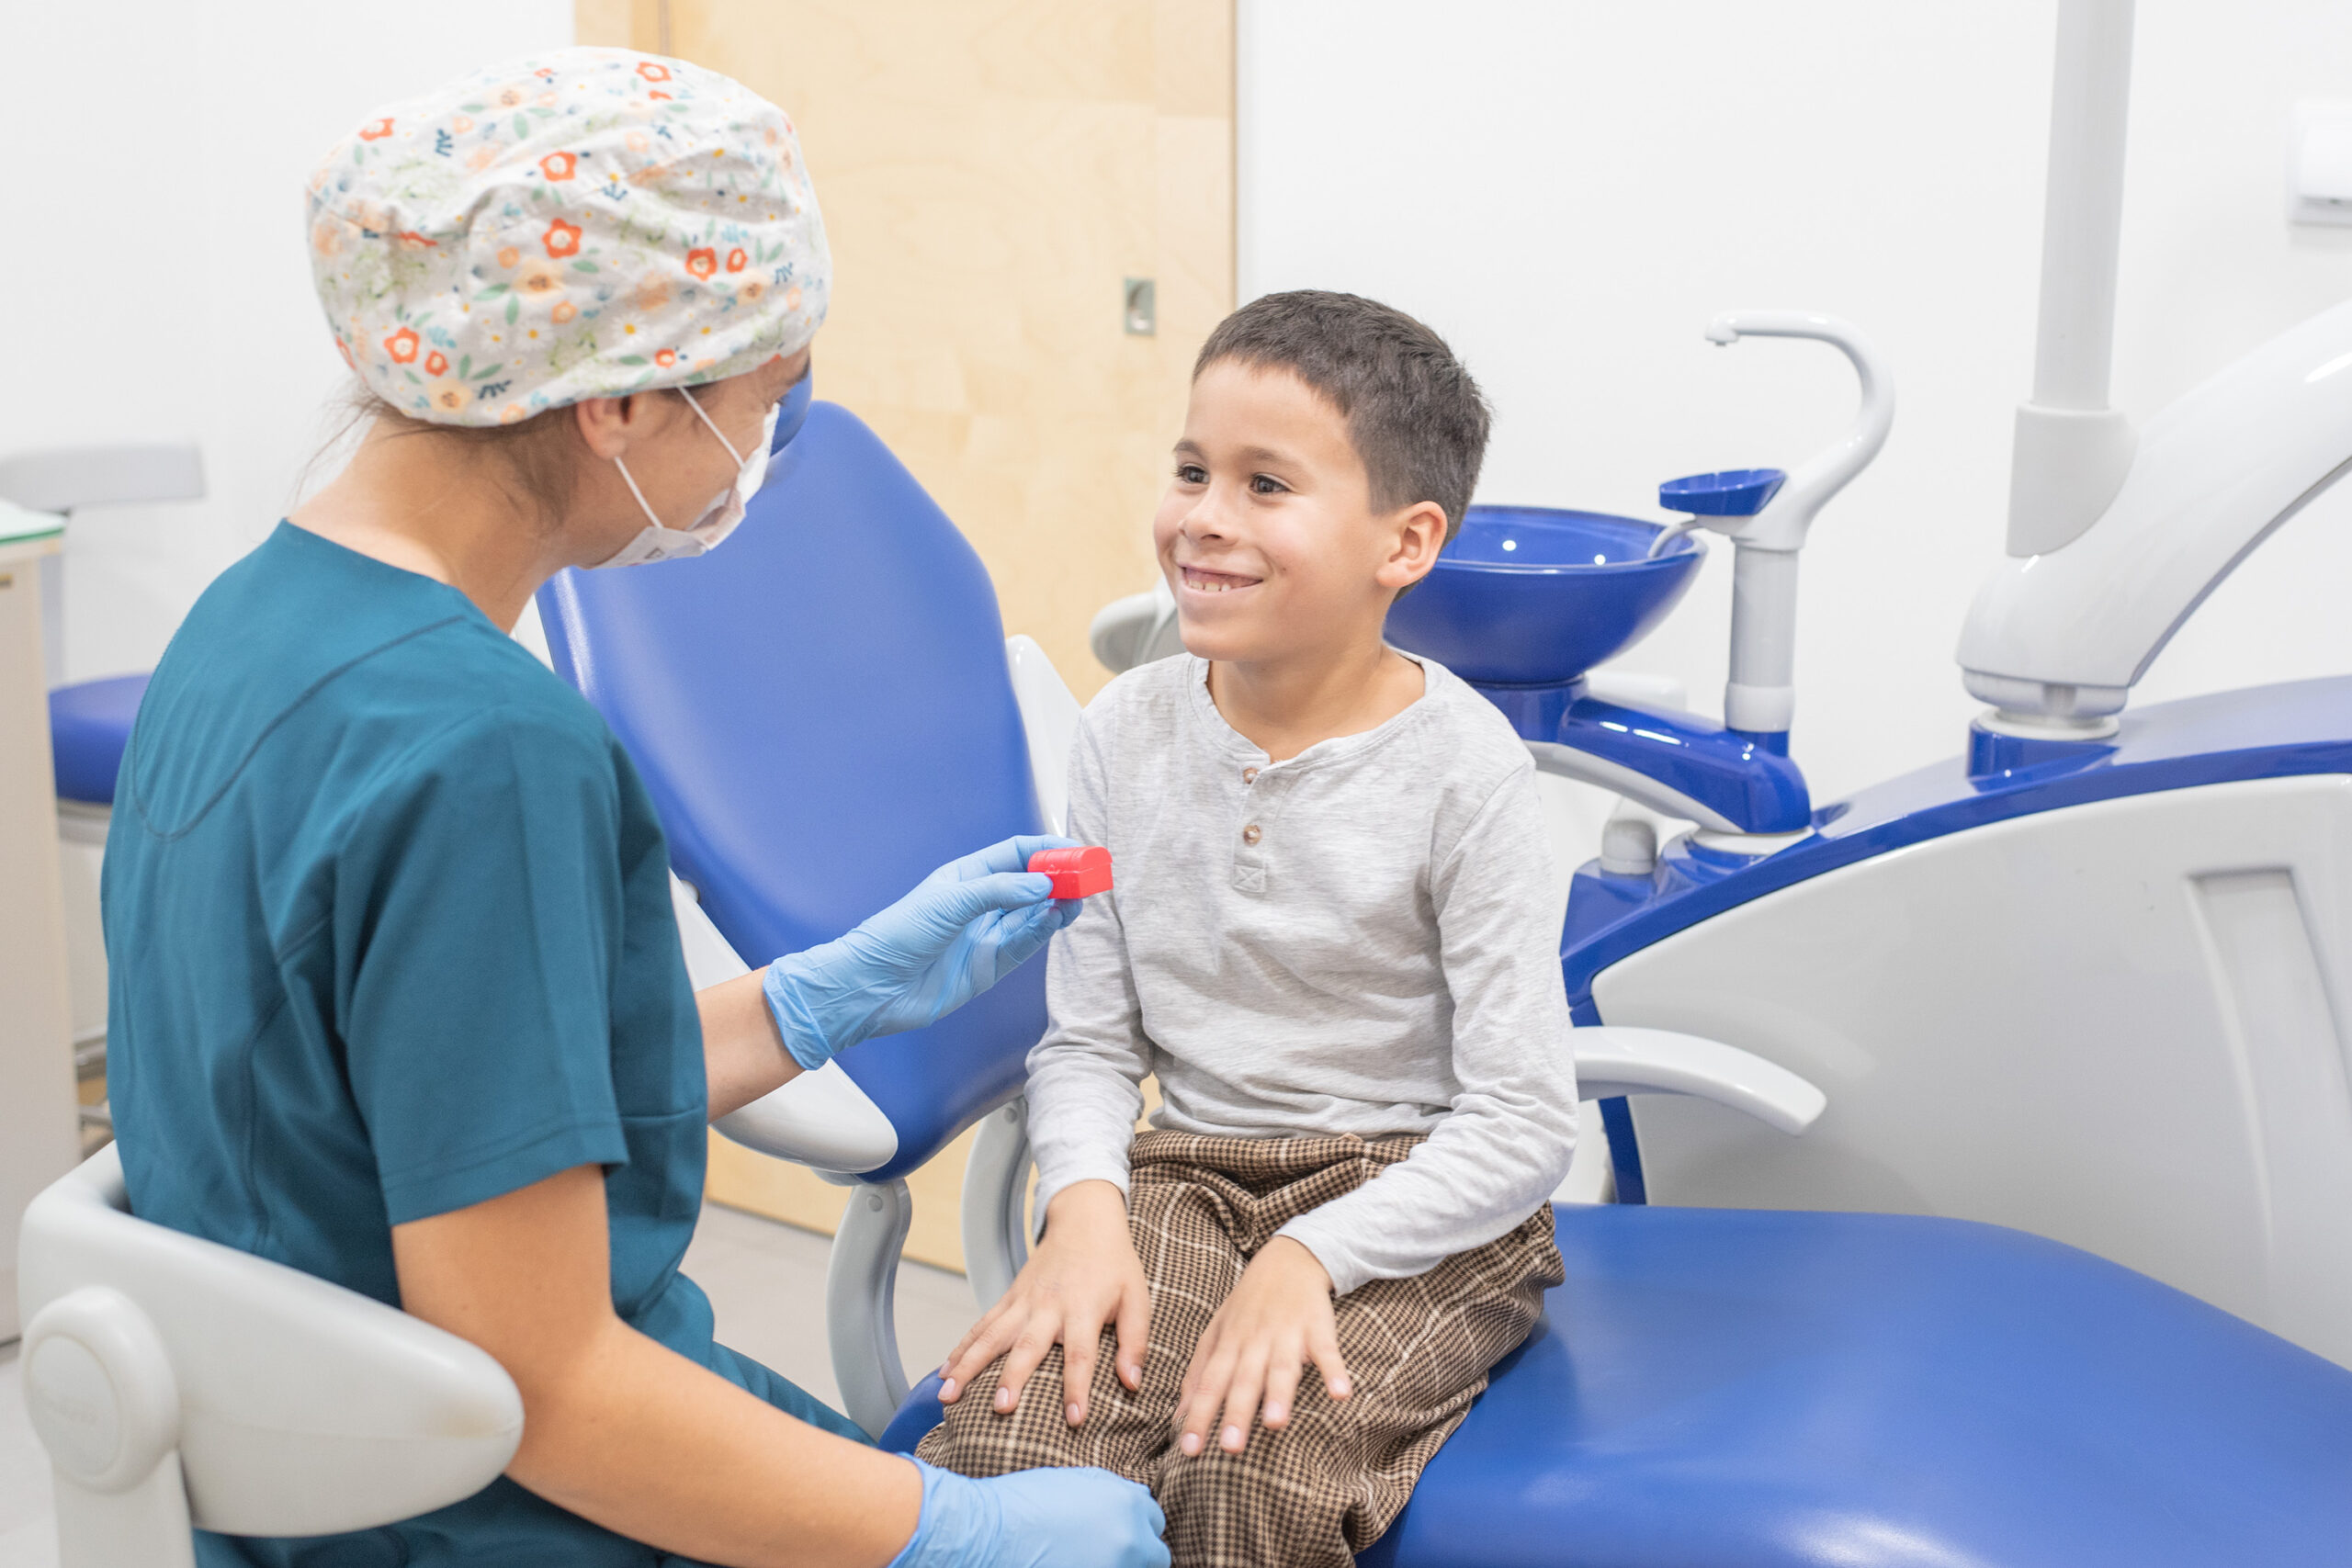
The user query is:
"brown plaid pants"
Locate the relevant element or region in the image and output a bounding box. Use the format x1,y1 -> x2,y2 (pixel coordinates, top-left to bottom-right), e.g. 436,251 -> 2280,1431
915,1130 -> 1564,1567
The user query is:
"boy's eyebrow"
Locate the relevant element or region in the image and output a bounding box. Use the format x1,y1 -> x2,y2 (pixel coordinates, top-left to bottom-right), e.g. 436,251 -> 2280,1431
1170,438 -> 1306,468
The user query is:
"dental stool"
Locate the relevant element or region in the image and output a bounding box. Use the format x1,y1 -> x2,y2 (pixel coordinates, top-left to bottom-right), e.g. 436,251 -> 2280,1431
16,1142 -> 523,1568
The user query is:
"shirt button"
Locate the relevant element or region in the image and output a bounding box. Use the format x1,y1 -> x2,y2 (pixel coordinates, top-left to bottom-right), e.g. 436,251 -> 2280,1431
1242,766 -> 1260,784
1241,824 -> 1262,846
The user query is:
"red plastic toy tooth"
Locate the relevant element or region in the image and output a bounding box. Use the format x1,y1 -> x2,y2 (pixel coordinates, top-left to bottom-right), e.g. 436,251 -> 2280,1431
1028,845 -> 1114,899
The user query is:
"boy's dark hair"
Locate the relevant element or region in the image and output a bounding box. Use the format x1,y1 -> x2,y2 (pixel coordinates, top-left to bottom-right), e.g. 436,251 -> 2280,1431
1193,289 -> 1490,540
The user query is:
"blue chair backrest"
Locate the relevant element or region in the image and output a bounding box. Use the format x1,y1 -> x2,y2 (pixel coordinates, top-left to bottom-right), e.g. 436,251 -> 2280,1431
536,400 -> 1046,1181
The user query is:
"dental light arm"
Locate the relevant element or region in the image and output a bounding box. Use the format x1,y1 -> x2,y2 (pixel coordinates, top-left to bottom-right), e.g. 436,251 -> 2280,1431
1960,299 -> 2352,724
1956,0 -> 2352,726
1700,312 -> 1894,735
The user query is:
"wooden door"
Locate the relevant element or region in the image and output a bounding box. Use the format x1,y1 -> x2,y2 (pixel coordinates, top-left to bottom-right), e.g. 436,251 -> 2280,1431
577,0 -> 1230,1267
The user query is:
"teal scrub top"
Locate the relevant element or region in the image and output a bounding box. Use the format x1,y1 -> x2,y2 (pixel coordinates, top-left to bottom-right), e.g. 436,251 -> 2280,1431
104,522 -> 866,1567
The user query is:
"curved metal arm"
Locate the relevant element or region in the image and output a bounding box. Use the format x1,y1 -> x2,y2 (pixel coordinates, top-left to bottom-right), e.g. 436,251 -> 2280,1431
961,1099 -> 1034,1312
1572,1024 -> 1827,1134
1700,311 -> 1895,735
826,1179 -> 915,1439
1702,311 -> 1895,555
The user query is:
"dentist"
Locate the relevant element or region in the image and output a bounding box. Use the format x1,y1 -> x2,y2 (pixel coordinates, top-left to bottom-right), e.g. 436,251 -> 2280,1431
102,47 -> 1165,1568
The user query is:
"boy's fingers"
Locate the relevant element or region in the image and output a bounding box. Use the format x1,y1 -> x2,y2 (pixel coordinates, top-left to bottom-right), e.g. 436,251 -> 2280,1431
1176,1341 -> 1238,1455
1307,1321 -> 1354,1402
938,1303 -> 1021,1401
1060,1318 -> 1101,1426
942,1295 -> 1010,1373
992,1322 -> 1060,1414
1219,1348 -> 1270,1452
1261,1348 -> 1304,1430
1114,1282 -> 1152,1390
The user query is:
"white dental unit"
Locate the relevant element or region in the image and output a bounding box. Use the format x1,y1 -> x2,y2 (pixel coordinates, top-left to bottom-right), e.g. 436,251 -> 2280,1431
1363,0 -> 2352,1371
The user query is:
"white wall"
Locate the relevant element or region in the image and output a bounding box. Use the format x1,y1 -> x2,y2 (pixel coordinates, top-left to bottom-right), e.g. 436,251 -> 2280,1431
1240,0 -> 2352,802
0,1 -> 574,686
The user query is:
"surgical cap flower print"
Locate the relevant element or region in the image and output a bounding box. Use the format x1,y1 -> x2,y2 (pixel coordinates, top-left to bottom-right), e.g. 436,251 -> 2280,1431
306,45 -> 830,425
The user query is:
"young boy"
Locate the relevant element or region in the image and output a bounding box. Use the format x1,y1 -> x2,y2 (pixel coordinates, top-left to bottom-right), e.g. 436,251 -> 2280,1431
920,291 -> 1579,1566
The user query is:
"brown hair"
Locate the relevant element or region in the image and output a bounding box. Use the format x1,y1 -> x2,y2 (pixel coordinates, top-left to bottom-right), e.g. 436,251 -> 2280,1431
1193,289 -> 1491,541
307,380 -> 593,526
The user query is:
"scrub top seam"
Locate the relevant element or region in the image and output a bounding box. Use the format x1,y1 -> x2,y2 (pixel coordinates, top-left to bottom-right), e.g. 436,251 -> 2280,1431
123,614 -> 477,841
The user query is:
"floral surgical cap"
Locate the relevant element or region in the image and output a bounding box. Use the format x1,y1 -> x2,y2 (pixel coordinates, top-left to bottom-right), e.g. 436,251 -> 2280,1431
307,46 -> 829,427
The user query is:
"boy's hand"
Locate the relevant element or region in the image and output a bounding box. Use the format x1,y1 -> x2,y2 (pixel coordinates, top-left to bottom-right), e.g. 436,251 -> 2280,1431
1172,1236 -> 1352,1456
937,1179 -> 1150,1427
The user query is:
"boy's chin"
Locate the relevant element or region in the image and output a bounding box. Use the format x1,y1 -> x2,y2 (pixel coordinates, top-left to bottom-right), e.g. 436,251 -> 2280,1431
1174,612 -> 1275,664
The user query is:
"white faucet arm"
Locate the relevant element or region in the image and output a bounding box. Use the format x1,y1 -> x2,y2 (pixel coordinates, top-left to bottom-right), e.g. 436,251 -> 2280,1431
1703,312 -> 1896,554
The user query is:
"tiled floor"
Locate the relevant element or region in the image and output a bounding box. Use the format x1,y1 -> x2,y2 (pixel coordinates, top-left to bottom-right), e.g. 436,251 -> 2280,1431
0,1203 -> 979,1567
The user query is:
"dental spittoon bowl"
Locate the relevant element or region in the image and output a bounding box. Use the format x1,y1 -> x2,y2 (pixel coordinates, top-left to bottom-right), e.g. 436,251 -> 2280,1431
1385,505 -> 1705,686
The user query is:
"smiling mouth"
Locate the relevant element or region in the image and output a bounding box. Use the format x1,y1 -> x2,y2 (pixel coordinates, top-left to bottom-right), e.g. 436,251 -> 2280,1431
1180,563 -> 1262,594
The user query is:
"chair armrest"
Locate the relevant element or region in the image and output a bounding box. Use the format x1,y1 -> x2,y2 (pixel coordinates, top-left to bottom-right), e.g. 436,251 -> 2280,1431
1004,635 -> 1083,836
18,1145 -> 521,1540
1572,1025 -> 1827,1134
673,874 -> 901,1175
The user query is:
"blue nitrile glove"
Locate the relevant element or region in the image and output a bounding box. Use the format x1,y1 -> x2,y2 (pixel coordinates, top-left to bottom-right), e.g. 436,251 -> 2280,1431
763,834 -> 1083,1069
888,1458 -> 1169,1568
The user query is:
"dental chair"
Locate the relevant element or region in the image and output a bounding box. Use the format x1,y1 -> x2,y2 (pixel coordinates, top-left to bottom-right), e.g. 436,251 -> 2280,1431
539,400 -> 2352,1563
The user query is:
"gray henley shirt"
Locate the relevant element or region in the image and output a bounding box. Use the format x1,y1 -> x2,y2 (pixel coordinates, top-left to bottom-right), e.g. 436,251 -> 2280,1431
1025,652 -> 1581,1296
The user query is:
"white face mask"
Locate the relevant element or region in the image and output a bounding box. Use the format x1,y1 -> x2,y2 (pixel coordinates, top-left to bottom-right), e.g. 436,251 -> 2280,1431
594,387 -> 782,570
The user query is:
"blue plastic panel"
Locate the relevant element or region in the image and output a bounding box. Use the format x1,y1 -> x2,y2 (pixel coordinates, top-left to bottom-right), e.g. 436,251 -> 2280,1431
50,672 -> 150,805
885,1206 -> 2352,1564
537,402 -> 1047,1179
1565,676 -> 2352,1008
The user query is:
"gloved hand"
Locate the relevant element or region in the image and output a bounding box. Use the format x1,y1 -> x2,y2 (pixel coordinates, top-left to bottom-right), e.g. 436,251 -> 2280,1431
763,835 -> 1082,1069
888,1458 -> 1169,1568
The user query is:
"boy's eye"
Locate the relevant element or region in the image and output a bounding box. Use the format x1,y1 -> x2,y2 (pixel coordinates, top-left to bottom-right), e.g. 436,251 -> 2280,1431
1175,462 -> 1208,485
1250,473 -> 1288,495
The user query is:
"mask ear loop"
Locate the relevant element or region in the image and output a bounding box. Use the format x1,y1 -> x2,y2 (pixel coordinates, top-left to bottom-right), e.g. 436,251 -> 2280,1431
677,386 -> 749,467
610,454 -> 665,528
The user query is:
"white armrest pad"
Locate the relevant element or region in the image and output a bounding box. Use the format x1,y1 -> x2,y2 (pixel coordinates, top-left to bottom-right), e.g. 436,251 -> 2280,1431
1572,1025 -> 1827,1134
672,874 -> 899,1174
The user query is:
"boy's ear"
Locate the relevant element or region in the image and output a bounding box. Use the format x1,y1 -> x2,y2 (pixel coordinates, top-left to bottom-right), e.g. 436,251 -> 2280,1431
1375,500 -> 1452,592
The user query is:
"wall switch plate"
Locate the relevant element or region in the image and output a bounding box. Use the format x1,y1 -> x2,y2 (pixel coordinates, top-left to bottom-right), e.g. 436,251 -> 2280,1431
2289,103 -> 2352,227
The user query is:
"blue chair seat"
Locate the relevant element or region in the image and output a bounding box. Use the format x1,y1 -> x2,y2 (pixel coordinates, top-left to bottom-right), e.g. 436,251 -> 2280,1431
882,1206 -> 2352,1566
50,672 -> 149,806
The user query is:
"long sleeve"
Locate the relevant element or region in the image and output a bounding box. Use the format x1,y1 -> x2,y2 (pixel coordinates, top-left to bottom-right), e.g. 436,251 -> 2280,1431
1275,765 -> 1580,1295
1023,716 -> 1152,1227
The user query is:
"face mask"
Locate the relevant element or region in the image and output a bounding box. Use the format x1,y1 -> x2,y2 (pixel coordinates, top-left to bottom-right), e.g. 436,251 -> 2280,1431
594,383 -> 788,570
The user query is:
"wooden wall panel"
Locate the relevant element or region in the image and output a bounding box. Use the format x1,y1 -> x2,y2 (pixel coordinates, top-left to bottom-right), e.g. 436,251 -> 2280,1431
579,0 -> 1231,1269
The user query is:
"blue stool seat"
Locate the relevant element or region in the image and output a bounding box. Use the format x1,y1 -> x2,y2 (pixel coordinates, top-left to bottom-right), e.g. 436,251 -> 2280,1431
50,672 -> 149,806
882,1206 -> 2352,1566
